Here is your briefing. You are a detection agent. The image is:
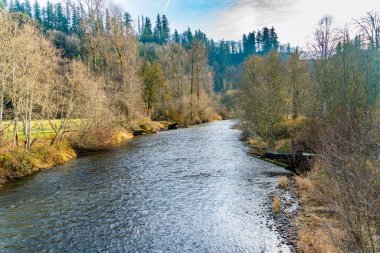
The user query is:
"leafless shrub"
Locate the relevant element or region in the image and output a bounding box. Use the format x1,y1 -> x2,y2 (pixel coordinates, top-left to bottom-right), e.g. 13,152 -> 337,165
315,115 -> 380,253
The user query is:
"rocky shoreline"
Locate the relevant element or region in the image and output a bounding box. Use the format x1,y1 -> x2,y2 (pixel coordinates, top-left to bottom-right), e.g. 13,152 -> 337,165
270,177 -> 299,252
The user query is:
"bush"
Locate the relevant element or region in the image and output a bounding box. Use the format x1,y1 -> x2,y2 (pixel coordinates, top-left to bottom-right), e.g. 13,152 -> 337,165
69,123 -> 116,151
273,194 -> 281,214
134,118 -> 164,133
312,118 -> 380,253
294,176 -> 314,194
0,140 -> 76,183
278,176 -> 289,189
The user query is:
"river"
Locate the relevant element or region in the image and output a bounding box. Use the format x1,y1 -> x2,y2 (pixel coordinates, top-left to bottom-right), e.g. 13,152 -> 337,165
0,120 -> 292,252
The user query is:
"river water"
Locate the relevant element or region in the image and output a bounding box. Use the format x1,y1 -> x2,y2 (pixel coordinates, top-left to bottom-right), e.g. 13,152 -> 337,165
0,120 -> 292,252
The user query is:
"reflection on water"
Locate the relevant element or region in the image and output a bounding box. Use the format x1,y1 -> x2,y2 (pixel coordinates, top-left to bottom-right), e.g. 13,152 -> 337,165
0,120 -> 291,252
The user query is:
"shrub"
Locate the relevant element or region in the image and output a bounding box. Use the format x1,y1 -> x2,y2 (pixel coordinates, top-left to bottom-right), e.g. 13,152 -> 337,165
294,176 -> 314,194
134,118 -> 164,133
273,194 -> 281,214
278,176 -> 289,189
69,123 -> 116,151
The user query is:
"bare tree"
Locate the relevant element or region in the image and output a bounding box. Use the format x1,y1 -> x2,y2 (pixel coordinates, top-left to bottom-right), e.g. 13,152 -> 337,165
0,13 -> 20,145
355,11 -> 380,50
285,48 -> 310,120
308,15 -> 340,119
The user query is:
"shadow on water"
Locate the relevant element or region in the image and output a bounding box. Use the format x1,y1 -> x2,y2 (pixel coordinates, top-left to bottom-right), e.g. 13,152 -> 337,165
0,120 -> 292,253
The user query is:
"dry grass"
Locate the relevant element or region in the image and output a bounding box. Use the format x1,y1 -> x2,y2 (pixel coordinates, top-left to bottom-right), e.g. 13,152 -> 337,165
134,118 -> 164,133
273,194 -> 281,214
295,174 -> 342,253
294,176 -> 314,194
298,225 -> 341,253
0,139 -> 76,184
113,130 -> 133,144
247,136 -> 267,148
278,176 -> 289,189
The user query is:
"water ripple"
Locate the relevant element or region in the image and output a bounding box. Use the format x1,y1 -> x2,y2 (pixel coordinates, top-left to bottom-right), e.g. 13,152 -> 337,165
0,120 -> 292,252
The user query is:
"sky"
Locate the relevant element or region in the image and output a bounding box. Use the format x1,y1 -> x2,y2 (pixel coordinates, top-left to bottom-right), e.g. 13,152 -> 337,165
40,0 -> 380,48
115,0 -> 380,48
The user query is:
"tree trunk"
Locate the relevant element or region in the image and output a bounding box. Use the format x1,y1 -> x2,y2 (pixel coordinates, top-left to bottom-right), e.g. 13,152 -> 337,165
12,117 -> 18,147
0,84 -> 3,146
190,58 -> 194,120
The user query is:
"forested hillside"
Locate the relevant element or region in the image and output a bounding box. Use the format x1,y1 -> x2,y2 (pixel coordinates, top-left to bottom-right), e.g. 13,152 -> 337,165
1,0 -> 284,93
0,0 -> 379,251
0,0 -> 287,182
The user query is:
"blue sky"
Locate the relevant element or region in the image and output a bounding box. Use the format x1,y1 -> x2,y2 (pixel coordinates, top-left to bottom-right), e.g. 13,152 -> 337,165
115,0 -> 380,48
117,0 -> 228,34
42,0 -> 380,48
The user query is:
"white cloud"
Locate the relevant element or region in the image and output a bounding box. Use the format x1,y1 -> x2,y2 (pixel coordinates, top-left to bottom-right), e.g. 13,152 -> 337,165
208,0 -> 380,48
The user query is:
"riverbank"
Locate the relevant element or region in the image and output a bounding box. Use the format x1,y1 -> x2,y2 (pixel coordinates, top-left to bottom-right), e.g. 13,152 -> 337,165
269,176 -> 299,252
269,172 -> 347,253
245,138 -> 339,252
239,128 -> 334,252
0,120 -> 292,252
0,117 -> 224,186
0,119 -> 176,186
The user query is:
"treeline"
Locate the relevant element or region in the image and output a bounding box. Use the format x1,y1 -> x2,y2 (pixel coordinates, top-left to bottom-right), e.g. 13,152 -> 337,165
239,13 -> 380,252
1,0 -> 284,93
137,15 -> 282,92
0,0 -> 222,153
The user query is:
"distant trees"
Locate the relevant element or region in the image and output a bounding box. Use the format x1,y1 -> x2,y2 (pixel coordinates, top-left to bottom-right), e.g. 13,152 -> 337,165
4,0 -> 284,94
1,0 -> 282,147
242,26 -> 279,56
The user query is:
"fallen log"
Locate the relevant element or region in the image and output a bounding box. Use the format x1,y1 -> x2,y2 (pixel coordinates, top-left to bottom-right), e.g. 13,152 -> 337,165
249,151 -> 315,174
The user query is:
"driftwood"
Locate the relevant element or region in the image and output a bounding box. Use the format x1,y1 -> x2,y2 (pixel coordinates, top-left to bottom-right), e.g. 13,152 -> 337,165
261,152 -> 315,173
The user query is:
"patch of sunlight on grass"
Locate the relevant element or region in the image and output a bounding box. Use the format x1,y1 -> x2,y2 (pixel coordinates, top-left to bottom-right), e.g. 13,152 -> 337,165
2,119 -> 85,140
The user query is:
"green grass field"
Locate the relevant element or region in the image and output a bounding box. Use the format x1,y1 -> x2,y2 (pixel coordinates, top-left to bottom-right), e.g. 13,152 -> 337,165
2,119 -> 84,140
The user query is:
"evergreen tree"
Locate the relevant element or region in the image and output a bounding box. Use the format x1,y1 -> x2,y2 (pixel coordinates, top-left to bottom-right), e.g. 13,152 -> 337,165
261,27 -> 271,54
173,29 -> 180,43
247,31 -> 256,54
182,27 -> 193,46
24,0 -> 32,17
41,6 -> 46,25
153,14 -> 162,44
237,41 -> 242,54
55,3 -> 68,32
141,17 -> 153,43
33,0 -> 41,23
161,15 -> 170,44
256,30 -> 262,52
14,0 -> 23,12
71,6 -> 81,34
194,29 -> 207,45
242,33 -> 248,54
9,0 -> 14,12
44,1 -> 54,30
269,27 -> 279,51
124,12 -> 132,30
65,2 -> 71,31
